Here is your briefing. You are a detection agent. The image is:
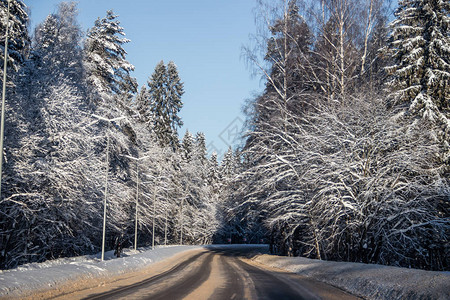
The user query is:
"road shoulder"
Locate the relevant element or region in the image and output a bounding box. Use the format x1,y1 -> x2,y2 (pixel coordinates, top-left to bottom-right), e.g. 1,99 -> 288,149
0,247 -> 204,300
252,254 -> 450,300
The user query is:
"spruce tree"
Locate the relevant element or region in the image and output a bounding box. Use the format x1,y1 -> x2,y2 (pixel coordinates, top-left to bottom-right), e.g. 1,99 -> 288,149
84,10 -> 137,105
181,129 -> 194,161
385,0 -> 449,121
221,146 -> 235,180
208,151 -> 220,190
148,61 -> 168,146
166,61 -> 184,134
135,85 -> 152,124
385,0 -> 450,169
265,0 -> 312,99
194,132 -> 207,165
34,2 -> 83,83
148,60 -> 184,149
0,0 -> 29,84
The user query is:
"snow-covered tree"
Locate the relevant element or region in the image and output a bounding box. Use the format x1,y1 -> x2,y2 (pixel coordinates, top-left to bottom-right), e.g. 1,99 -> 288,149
0,3 -> 144,267
221,146 -> 235,180
84,10 -> 137,105
386,0 -> 450,114
385,0 -> 450,164
148,61 -> 168,146
181,130 -> 194,161
0,0 -> 29,84
245,0 -> 314,127
193,132 -> 207,165
208,152 -> 220,192
148,60 -> 184,150
166,61 -> 184,139
238,93 -> 448,269
34,2 -> 83,84
135,85 -> 152,125
1,71 -> 104,268
265,0 -> 312,101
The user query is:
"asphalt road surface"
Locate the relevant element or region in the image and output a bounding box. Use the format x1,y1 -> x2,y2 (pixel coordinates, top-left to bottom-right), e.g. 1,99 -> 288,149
57,246 -> 360,300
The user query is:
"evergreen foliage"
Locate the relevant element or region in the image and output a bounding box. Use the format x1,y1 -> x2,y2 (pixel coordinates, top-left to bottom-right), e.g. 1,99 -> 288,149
385,0 -> 450,169
84,10 -> 137,105
181,130 -> 194,161
148,60 -> 184,149
0,0 -> 29,83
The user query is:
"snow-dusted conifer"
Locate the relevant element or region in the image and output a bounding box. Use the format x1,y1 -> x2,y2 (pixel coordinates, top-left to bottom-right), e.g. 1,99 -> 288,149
0,0 -> 29,83
34,2 -> 83,83
221,146 -> 235,180
265,0 -> 312,100
148,61 -> 168,146
148,60 -> 184,150
166,61 -> 184,136
181,129 -> 194,161
208,152 -> 220,191
194,132 -> 207,165
84,10 -> 137,104
135,85 -> 152,125
2,72 -> 103,268
385,0 -> 450,122
385,0 -> 450,170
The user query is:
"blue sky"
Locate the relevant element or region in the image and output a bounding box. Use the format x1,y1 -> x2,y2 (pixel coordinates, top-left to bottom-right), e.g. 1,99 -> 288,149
24,0 -> 262,159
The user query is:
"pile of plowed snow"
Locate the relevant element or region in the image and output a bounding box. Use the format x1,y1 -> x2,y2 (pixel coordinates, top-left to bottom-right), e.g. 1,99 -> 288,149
254,254 -> 449,300
0,245 -> 200,298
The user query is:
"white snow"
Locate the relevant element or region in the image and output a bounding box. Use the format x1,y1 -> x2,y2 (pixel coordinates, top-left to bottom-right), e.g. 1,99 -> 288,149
0,245 -> 200,298
253,254 -> 450,300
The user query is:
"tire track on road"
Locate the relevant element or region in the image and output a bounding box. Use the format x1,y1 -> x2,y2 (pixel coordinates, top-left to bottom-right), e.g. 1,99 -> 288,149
148,252 -> 213,300
83,251 -> 208,300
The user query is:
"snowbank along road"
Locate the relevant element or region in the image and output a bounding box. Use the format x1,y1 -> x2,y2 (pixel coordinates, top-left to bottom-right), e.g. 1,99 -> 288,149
42,245 -> 359,299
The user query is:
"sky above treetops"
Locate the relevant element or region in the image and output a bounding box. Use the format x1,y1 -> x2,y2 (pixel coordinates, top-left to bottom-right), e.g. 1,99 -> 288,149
25,0 -> 262,159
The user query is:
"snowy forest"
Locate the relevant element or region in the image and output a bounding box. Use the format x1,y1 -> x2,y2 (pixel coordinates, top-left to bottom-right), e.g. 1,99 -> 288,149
0,0 -> 449,272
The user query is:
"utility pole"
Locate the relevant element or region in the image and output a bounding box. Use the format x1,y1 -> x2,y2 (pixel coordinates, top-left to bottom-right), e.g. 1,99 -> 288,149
0,0 -> 11,201
152,183 -> 156,249
135,158 -> 139,250
164,209 -> 168,246
179,197 -> 184,245
102,123 -> 110,261
92,114 -> 126,261
149,166 -> 160,249
123,154 -> 149,251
